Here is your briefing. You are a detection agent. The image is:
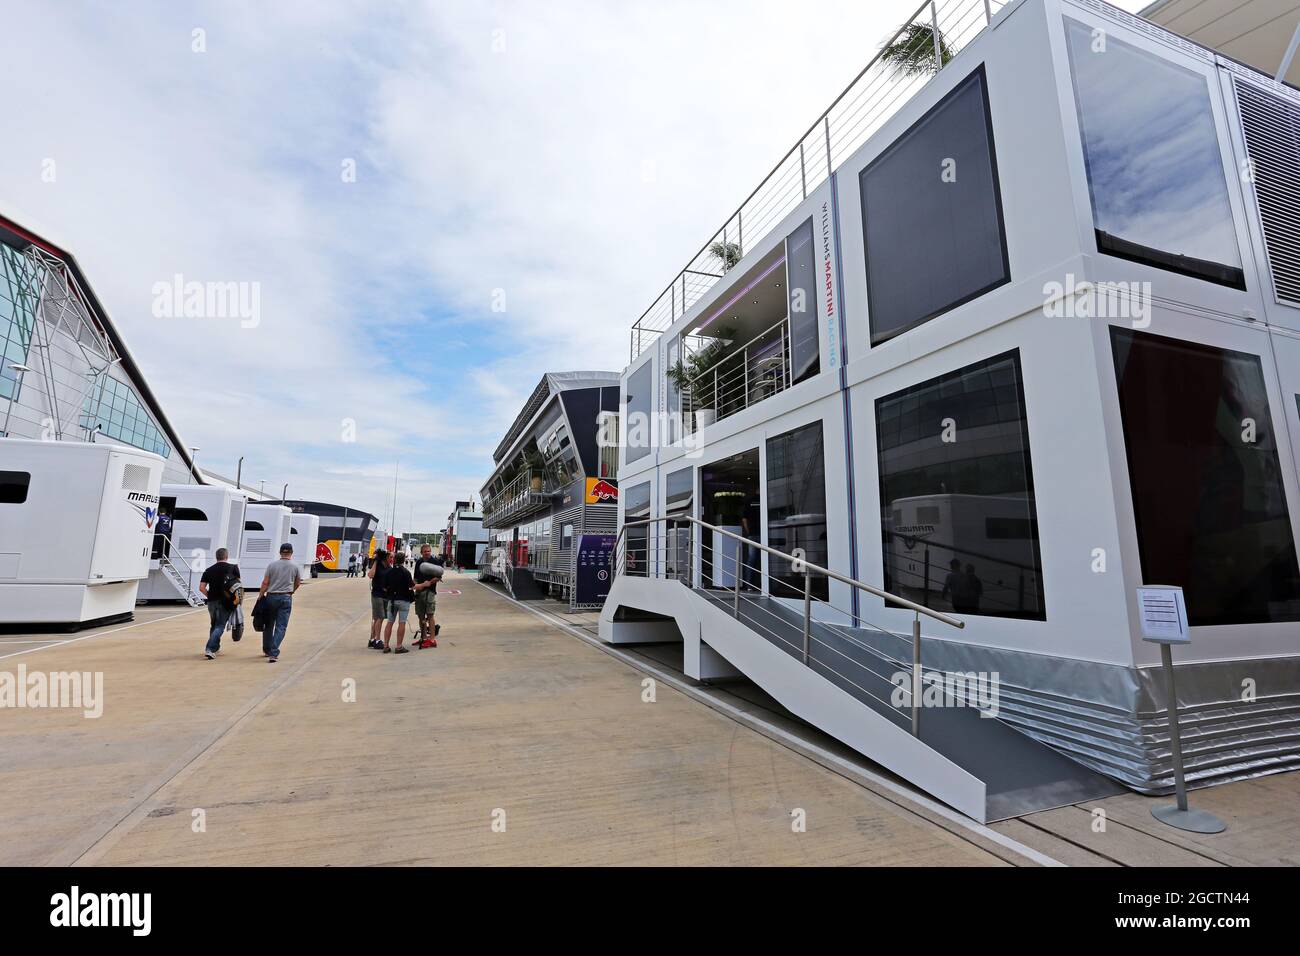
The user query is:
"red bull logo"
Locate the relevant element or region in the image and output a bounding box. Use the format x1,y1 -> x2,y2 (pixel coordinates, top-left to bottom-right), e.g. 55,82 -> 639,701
315,542 -> 335,564
586,478 -> 618,504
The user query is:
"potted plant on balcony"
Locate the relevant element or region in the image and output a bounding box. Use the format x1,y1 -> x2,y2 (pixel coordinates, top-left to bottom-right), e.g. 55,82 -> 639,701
667,327 -> 733,430
880,22 -> 952,76
524,450 -> 547,491
709,240 -> 742,272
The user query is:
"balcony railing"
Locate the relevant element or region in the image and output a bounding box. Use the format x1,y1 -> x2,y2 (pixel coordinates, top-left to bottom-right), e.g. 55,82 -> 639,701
629,0 -> 1005,360
679,317 -> 791,434
481,469 -> 554,527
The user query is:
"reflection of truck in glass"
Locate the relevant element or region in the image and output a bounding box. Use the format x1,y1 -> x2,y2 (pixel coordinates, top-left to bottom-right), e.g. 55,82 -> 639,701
885,493 -> 1041,616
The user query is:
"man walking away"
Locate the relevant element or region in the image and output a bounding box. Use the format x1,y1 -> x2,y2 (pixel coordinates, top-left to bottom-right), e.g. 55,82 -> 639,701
199,547 -> 242,659
367,549 -> 390,649
258,543 -> 302,663
382,551 -> 415,654
413,543 -> 442,649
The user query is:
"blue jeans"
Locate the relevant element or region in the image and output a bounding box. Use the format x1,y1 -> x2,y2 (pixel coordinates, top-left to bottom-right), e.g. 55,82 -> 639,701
206,602 -> 232,654
263,593 -> 293,658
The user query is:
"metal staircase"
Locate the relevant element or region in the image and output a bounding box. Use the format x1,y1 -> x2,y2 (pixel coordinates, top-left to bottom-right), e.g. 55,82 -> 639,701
156,537 -> 205,607
607,516 -> 1121,821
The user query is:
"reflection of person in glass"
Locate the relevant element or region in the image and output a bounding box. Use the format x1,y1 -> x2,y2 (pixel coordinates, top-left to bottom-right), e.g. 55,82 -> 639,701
941,559 -> 962,608
951,562 -> 983,614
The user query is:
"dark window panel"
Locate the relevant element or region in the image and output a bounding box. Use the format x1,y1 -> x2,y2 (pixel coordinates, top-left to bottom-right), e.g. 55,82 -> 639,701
875,349 -> 1046,619
1111,329 -> 1300,625
624,361 -> 653,463
785,218 -> 821,383
860,65 -> 1010,346
1065,19 -> 1244,289
766,422 -> 829,601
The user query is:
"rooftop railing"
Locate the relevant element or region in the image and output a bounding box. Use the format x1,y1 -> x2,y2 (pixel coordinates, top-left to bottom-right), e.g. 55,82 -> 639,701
629,0 -> 1006,361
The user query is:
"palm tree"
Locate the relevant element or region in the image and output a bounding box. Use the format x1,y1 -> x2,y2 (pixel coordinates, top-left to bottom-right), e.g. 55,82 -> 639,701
880,23 -> 953,76
709,240 -> 742,272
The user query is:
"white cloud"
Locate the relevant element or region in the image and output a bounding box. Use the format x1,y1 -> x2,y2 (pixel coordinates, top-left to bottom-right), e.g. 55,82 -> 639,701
0,0 -> 1152,530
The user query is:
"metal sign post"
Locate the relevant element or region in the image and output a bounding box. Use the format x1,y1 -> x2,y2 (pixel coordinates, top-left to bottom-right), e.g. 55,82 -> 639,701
1138,586 -> 1226,835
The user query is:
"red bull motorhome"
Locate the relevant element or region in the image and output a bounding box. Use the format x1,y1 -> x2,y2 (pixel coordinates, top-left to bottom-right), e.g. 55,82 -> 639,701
479,372 -> 621,608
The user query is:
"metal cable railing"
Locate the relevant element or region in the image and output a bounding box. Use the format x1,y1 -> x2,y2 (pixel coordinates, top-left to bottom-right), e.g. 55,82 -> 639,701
630,0 -> 1006,360
678,318 -> 791,434
614,515 -> 964,735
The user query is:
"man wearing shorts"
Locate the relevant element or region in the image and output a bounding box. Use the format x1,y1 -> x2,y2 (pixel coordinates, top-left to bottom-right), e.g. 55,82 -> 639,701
367,549 -> 389,649
413,543 -> 441,649
382,551 -> 415,654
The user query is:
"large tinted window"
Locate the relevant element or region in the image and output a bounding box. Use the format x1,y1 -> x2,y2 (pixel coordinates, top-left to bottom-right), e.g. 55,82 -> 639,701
1112,330 -> 1300,624
624,361 -> 653,463
1065,20 -> 1244,288
861,65 -> 1009,346
785,219 -> 820,383
766,422 -> 828,601
665,467 -> 693,515
624,480 -> 651,575
665,467 -> 694,580
875,350 -> 1045,619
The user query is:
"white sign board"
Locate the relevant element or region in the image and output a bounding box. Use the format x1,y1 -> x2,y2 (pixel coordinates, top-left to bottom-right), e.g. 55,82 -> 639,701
1137,585 -> 1190,644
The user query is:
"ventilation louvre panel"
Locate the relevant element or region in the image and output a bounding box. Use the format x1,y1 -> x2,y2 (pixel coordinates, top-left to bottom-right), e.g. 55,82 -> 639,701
1235,78 -> 1300,307
121,463 -> 152,493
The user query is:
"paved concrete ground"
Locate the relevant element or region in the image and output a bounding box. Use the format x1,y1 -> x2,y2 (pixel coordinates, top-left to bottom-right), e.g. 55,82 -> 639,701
0,574 -> 1020,866
520,590 -> 1300,867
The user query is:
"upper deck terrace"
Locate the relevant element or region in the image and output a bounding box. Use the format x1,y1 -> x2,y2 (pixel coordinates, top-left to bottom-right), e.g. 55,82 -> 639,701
628,0 -> 1010,362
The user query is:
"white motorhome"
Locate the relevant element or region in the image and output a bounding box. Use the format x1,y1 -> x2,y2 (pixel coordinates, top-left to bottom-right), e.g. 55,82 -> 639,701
600,0 -> 1300,822
137,483 -> 248,603
240,503 -> 292,590
0,439 -> 163,625
289,512 -> 320,577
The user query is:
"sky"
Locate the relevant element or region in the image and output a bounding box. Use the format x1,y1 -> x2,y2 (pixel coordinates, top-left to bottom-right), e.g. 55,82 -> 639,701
0,0 -> 1147,534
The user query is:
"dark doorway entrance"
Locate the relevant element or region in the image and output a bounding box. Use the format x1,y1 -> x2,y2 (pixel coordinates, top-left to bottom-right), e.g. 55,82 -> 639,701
700,448 -> 761,590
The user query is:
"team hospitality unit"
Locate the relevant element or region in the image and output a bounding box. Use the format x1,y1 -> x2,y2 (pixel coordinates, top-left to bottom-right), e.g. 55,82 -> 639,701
196,542 -> 443,660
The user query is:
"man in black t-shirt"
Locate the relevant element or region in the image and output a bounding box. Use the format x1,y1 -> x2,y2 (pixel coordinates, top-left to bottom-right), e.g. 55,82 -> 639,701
199,548 -> 242,659
381,552 -> 415,654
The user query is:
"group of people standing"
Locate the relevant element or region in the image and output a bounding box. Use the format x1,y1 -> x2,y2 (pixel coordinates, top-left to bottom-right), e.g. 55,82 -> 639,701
366,543 -> 443,654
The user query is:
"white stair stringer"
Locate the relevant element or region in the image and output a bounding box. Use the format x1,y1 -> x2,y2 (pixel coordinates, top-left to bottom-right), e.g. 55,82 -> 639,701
600,575 -> 988,822
158,556 -> 205,607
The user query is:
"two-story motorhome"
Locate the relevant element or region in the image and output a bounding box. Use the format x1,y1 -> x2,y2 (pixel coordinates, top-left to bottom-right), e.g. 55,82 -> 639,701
601,0 -> 1300,822
480,372 -> 621,607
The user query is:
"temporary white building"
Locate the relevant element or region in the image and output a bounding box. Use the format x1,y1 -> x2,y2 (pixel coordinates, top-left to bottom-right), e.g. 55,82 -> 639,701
289,512 -> 320,577
137,483 -> 248,603
240,504 -> 292,590
0,439 -> 164,625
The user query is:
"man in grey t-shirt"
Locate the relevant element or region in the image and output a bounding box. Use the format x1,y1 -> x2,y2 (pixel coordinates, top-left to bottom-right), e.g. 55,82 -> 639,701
258,543 -> 303,663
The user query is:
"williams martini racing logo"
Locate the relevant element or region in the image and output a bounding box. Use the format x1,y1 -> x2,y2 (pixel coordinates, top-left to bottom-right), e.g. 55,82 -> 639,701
127,491 -> 160,530
895,523 -> 936,551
